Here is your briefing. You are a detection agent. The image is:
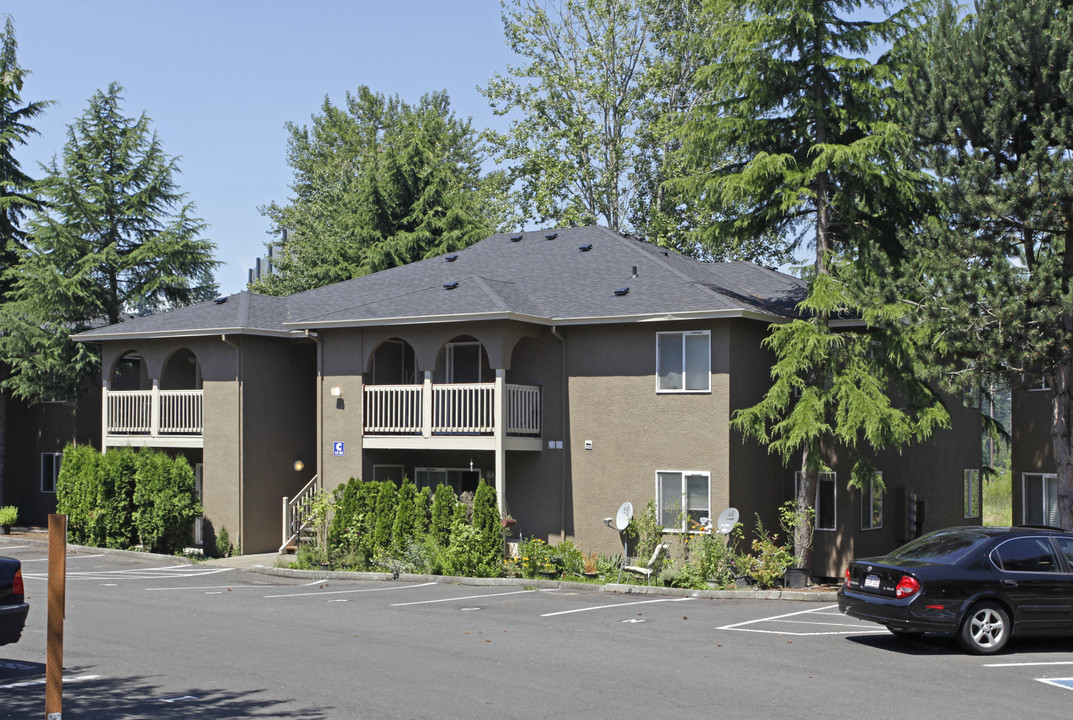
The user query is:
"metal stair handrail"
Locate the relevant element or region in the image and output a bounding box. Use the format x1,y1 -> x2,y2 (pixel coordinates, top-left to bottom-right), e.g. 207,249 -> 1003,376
280,475 -> 319,554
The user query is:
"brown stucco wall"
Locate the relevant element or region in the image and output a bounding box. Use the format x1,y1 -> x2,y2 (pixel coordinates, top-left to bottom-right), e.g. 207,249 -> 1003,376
1011,387 -> 1053,526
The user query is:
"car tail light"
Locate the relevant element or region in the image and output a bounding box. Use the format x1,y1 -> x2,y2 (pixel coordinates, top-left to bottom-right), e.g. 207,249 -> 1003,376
895,575 -> 920,599
844,568 -> 852,586
12,568 -> 24,596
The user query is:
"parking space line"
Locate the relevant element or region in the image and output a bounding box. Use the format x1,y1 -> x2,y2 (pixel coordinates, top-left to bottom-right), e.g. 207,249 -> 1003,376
540,597 -> 691,617
1037,678 -> 1073,691
0,544 -> 30,550
718,604 -> 883,636
20,554 -> 107,562
985,661 -> 1073,668
391,589 -> 534,606
0,674 -> 101,690
267,581 -> 437,599
145,584 -> 277,591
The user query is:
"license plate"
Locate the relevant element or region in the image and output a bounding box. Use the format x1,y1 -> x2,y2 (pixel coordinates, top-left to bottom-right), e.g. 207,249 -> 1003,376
864,574 -> 880,589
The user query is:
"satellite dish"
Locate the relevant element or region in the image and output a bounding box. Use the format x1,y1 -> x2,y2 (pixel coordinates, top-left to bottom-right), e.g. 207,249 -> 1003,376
614,502 -> 634,531
716,507 -> 740,535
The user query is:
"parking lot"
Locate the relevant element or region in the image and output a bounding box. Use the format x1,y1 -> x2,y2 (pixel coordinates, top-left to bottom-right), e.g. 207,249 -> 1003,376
2,540 -> 1072,719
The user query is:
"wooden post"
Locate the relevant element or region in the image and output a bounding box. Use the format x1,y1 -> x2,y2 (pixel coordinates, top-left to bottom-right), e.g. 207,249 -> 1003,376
46,514 -> 66,719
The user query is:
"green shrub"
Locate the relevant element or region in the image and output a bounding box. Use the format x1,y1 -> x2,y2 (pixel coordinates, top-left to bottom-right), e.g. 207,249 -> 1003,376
56,443 -> 101,544
372,481 -> 397,550
97,448 -> 139,548
743,517 -> 793,589
133,449 -> 202,554
0,506 -> 17,527
625,500 -> 663,561
215,526 -> 234,558
471,479 -> 502,569
430,483 -> 455,546
391,477 -> 420,548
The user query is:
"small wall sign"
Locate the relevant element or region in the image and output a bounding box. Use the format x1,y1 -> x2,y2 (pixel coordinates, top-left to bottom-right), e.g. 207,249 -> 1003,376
333,441 -> 345,456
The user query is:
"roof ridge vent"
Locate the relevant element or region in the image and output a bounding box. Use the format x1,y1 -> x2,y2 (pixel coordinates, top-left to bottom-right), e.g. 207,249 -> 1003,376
510,234 -> 523,242
214,296 -> 228,304
614,287 -> 630,296
445,254 -> 459,262
545,232 -> 558,240
579,243 -> 593,252
443,281 -> 459,290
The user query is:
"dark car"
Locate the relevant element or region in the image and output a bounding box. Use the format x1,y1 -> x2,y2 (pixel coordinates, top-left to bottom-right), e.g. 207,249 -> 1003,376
0,555 -> 29,646
838,526 -> 1073,654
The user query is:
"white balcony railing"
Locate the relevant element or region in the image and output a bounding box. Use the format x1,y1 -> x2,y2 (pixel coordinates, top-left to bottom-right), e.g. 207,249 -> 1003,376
362,382 -> 541,437
105,388 -> 203,437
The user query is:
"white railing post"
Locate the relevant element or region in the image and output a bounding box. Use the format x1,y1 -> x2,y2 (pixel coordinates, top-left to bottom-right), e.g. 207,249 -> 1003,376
101,379 -> 110,449
150,379 -> 161,438
282,495 -> 290,550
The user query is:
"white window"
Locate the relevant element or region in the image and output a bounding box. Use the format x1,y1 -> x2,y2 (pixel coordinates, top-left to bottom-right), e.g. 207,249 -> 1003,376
656,471 -> 711,532
964,469 -> 980,518
656,331 -> 710,393
1023,473 -> 1059,527
862,472 -> 883,530
795,471 -> 836,530
41,452 -> 62,493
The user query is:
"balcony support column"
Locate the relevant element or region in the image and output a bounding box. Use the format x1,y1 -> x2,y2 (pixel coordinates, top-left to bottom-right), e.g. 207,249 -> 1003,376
150,378 -> 161,438
101,378 -> 110,449
421,371 -> 433,439
494,368 -> 506,516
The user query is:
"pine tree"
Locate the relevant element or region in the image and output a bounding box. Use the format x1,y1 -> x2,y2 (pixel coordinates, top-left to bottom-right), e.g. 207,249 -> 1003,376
900,0 -> 1073,529
0,83 -> 218,404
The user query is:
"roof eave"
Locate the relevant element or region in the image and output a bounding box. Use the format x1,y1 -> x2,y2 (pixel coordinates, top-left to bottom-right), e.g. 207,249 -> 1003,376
72,327 -> 303,343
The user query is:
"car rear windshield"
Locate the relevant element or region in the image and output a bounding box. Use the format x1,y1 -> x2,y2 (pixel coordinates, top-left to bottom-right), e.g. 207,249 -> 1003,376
886,529 -> 992,565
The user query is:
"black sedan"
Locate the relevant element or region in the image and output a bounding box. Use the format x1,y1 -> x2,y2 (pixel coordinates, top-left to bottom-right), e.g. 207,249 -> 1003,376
838,526 -> 1073,654
0,555 -> 28,646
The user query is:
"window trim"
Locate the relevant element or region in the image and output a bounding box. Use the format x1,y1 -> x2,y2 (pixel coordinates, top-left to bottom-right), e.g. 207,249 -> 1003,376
655,470 -> 711,533
41,452 -> 62,494
795,471 -> 837,531
862,472 -> 883,531
655,330 -> 711,394
964,469 -> 980,519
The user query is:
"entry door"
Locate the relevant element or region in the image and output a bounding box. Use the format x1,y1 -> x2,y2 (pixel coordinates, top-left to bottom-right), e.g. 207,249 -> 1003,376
447,343 -> 482,383
195,463 -> 204,546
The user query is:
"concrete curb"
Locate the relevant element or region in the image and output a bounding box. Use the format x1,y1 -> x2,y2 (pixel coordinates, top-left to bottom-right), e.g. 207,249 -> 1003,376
247,565 -> 840,602
0,533 -> 194,565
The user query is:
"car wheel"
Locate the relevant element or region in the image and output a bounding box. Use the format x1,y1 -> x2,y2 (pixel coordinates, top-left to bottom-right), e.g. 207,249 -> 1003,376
888,627 -> 924,639
959,601 -> 1010,655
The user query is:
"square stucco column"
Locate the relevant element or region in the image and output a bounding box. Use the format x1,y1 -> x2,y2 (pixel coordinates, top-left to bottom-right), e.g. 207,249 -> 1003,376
494,368 -> 506,516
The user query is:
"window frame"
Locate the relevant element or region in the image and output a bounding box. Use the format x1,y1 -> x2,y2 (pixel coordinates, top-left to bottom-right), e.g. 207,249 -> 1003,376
40,452 -> 62,494
655,330 -> 711,394
862,472 -> 883,531
964,469 -> 980,519
795,471 -> 837,531
655,470 -> 711,533
1022,473 -> 1059,527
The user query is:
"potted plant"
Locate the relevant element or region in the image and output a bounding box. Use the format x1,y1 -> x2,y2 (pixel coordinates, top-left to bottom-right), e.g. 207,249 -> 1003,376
0,506 -> 17,534
582,551 -> 600,578
500,514 -> 516,529
779,499 -> 814,588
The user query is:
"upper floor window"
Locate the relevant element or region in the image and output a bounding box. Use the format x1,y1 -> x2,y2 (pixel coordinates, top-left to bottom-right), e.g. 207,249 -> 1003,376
657,331 -> 710,393
862,471 -> 883,530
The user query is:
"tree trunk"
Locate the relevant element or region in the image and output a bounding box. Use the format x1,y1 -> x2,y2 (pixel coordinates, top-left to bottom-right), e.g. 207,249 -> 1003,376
0,388 -> 6,509
1051,352 -> 1073,530
795,446 -> 817,570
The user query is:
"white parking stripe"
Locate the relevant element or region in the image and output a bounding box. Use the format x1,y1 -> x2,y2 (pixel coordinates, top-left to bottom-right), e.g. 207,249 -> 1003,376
0,545 -> 30,550
0,674 -> 101,690
267,581 -> 437,599
718,604 -> 883,636
985,661 -> 1073,668
541,597 -> 692,617
391,589 -> 534,606
20,554 -> 107,562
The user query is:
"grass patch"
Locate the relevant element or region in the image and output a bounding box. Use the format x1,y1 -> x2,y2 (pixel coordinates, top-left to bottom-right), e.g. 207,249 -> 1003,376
983,470 -> 1012,526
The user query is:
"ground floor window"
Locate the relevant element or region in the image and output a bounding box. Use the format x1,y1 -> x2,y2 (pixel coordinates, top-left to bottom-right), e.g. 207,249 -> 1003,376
1023,473 -> 1059,527
862,472 -> 883,530
373,465 -> 404,485
41,452 -> 62,493
964,469 -> 980,518
656,470 -> 710,532
415,468 -> 481,495
795,471 -> 836,530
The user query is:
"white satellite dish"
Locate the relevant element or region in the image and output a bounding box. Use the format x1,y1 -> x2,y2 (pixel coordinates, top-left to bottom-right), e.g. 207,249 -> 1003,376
614,502 -> 634,531
716,507 -> 740,535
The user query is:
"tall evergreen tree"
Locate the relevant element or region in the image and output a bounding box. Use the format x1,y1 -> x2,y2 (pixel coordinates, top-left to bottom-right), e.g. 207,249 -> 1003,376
0,82 -> 218,404
255,87 -> 505,296
900,0 -> 1073,529
678,0 -> 948,569
0,17 -> 49,507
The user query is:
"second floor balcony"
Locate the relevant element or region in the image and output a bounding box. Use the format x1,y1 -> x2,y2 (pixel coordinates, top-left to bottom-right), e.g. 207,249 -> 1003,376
104,388 -> 203,448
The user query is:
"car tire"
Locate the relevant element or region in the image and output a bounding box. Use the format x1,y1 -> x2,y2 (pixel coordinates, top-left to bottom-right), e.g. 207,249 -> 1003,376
888,627 -> 924,639
958,601 -> 1010,655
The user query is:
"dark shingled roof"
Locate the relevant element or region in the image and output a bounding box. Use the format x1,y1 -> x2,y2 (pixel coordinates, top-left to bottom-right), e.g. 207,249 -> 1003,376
75,226 -> 806,341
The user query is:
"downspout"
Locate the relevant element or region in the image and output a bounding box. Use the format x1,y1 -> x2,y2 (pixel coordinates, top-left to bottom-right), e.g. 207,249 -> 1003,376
221,334 -> 242,551
304,329 -> 322,492
552,325 -> 567,542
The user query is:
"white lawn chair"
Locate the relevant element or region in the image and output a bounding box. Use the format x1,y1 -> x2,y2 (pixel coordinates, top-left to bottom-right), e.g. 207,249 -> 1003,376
622,543 -> 670,585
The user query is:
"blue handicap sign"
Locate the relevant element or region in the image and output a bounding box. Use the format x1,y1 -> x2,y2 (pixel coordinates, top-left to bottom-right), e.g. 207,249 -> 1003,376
1039,678 -> 1073,691
333,441 -> 345,456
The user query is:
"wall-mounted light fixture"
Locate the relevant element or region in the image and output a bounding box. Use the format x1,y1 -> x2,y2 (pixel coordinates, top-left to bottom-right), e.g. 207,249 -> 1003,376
293,460 -> 305,472
330,387 -> 342,397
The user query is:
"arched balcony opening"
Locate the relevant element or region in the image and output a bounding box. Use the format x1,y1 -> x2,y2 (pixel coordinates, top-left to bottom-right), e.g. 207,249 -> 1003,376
104,347 -> 203,445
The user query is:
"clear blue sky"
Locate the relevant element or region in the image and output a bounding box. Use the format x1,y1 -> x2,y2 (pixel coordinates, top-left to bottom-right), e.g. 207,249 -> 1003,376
6,0 -> 517,295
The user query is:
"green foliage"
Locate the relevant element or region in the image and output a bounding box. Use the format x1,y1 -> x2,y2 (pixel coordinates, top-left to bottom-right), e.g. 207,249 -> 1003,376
254,87 -> 506,295
470,479 -> 502,570
371,480 -> 398,551
215,526 -> 234,559
984,470 -> 1012,527
55,443 -> 100,544
677,525 -> 745,588
391,477 -> 420,549
0,505 -> 17,526
430,482 -> 456,547
443,517 -> 502,578
0,83 -> 218,405
518,536 -> 558,577
743,517 -> 793,589
625,500 -> 663,561
132,450 -> 201,554
56,445 -> 200,553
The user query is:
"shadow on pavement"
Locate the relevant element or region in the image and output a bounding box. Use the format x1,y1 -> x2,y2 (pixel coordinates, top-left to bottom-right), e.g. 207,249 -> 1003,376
0,664 -> 332,719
